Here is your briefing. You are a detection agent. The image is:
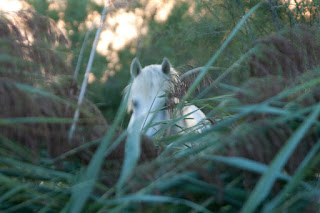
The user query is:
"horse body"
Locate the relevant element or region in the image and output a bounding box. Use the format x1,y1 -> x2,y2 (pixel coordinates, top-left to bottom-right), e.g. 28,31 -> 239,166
125,58 -> 206,138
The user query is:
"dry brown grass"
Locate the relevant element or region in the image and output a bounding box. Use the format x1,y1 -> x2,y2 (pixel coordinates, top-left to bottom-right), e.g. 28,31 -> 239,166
220,25 -> 320,191
0,10 -> 158,166
249,25 -> 320,80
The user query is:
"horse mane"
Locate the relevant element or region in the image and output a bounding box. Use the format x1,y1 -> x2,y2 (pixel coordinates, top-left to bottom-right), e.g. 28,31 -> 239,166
167,66 -> 213,112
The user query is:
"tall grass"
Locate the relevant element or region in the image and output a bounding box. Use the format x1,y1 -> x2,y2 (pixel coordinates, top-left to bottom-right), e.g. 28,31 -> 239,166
1,1 -> 320,213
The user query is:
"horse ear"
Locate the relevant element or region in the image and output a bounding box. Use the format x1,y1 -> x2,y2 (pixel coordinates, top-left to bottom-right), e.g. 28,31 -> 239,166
130,57 -> 142,78
161,57 -> 171,75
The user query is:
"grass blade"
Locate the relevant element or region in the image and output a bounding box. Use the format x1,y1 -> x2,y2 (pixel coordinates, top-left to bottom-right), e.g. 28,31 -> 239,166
203,155 -> 293,183
116,116 -> 143,195
65,82 -> 130,213
240,102 -> 320,213
105,194 -> 213,213
0,117 -> 74,125
68,2 -> 109,141
262,139 -> 320,212
176,2 -> 263,111
0,157 -> 72,181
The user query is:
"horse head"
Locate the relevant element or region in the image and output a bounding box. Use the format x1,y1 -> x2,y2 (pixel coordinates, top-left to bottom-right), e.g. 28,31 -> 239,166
126,58 -> 175,137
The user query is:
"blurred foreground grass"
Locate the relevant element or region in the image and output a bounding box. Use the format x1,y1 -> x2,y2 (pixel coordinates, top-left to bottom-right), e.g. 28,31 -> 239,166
1,1 -> 320,213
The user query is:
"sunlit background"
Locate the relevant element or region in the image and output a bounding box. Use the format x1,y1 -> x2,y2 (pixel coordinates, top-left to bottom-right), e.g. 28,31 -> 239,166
0,0 -> 181,83
0,0 -> 312,84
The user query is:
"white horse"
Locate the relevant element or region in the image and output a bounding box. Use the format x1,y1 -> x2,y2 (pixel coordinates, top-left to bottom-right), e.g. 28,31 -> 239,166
125,57 -> 207,138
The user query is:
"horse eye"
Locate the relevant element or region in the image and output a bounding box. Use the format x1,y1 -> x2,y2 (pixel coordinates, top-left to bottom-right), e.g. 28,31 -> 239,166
132,100 -> 139,108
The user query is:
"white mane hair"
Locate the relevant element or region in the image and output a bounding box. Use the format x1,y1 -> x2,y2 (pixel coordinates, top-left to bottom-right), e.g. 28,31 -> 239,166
124,58 -> 178,112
